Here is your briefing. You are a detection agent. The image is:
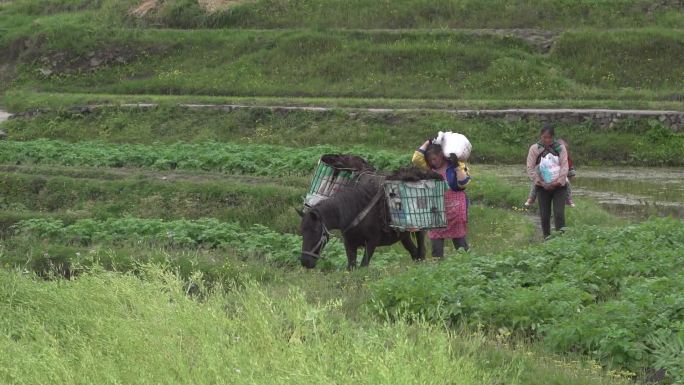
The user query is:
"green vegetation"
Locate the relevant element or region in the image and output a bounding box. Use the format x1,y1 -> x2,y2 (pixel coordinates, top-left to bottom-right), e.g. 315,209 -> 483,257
0,168 -> 304,232
10,217 -> 359,270
4,27 -> 682,102
1,0 -> 682,383
0,265 -> 631,385
553,29 -> 684,89
2,0 -> 683,109
3,203 -> 538,272
371,218 -> 684,380
0,139 -> 406,174
141,0 -> 684,29
0,159 -> 617,241
0,163 -> 543,232
4,108 -> 683,165
1,1 -> 683,106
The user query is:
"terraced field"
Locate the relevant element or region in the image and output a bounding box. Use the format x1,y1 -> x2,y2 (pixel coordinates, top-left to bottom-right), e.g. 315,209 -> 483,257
1,1 -> 683,384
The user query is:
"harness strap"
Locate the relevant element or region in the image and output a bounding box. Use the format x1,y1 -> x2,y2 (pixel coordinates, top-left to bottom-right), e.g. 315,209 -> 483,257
302,219 -> 331,260
302,250 -> 325,259
536,141 -> 562,165
342,189 -> 384,234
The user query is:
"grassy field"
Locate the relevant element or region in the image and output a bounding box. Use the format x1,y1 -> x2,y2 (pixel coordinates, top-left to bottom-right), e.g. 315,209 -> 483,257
0,162 -> 633,384
1,2 -> 684,106
1,0 -> 683,383
4,26 -> 683,101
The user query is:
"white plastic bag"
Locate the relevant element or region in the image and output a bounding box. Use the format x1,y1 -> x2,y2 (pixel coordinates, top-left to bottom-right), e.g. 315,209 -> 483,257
539,153 -> 560,183
435,131 -> 471,161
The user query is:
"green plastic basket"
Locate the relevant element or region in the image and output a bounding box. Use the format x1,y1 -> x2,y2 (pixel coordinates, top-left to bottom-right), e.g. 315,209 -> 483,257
383,179 -> 448,231
304,159 -> 358,207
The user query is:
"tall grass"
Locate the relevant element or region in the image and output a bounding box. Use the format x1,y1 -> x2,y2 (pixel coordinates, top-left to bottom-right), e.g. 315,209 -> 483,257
0,266 -> 629,385
0,267 -> 487,385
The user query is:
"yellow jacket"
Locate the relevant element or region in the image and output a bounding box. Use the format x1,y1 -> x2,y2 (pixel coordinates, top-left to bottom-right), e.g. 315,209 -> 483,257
412,149 -> 471,190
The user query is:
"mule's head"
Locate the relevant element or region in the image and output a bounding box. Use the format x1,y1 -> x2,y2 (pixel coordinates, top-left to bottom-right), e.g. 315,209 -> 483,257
298,208 -> 329,269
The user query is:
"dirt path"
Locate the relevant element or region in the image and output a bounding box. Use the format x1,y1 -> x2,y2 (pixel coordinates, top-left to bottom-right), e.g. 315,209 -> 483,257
9,103 -> 683,130
10,102 -> 684,118
125,103 -> 684,129
112,103 -> 683,116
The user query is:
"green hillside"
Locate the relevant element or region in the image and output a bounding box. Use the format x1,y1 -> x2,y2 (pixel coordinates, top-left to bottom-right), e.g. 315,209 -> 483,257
1,0 -> 683,107
0,1 -> 683,384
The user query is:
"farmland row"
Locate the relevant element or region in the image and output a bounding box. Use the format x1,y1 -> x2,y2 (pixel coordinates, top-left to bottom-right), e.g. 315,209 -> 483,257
0,163 -> 543,257
4,203 -> 535,273
0,158 -> 620,234
4,107 -> 682,165
0,168 -> 304,233
0,139 -> 405,175
9,217 -> 355,271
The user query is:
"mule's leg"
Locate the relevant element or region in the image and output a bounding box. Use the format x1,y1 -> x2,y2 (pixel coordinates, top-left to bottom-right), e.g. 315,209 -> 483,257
360,243 -> 377,267
399,232 -> 422,261
345,242 -> 358,270
416,231 -> 426,260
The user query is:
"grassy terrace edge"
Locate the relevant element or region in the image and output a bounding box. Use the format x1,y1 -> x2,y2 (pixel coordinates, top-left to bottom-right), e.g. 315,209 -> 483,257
3,0 -> 684,29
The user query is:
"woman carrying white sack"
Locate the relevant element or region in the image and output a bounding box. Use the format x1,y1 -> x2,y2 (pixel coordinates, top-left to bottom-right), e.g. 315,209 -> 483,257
526,123 -> 569,239
412,131 -> 472,257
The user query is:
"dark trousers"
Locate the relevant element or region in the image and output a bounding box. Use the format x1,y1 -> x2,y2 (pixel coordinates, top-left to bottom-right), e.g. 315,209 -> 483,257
431,238 -> 469,258
537,185 -> 567,238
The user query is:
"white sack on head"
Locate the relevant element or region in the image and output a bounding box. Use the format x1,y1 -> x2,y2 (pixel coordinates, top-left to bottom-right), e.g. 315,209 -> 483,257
435,131 -> 471,161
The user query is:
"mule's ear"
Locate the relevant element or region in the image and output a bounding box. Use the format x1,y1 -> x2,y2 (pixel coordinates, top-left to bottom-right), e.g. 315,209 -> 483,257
295,208 -> 305,218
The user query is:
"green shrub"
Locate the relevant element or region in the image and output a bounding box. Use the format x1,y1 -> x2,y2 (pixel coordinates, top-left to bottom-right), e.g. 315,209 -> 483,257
371,218 -> 684,379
